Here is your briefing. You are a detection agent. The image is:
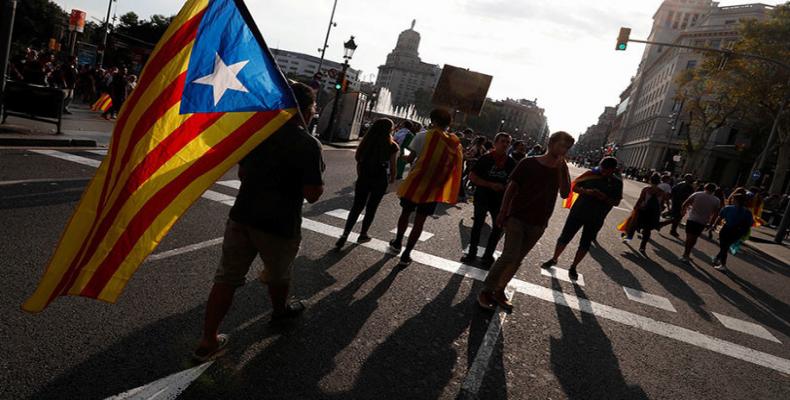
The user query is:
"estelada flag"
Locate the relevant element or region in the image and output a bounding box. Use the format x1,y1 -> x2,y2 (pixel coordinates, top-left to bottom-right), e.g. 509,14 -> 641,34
397,128 -> 463,204
562,169 -> 604,209
23,0 -> 297,313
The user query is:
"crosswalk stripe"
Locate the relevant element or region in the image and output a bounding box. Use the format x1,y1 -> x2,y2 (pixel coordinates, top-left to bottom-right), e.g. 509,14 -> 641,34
463,245 -> 502,258
623,287 -> 676,312
540,266 -> 585,286
201,190 -> 236,206
712,312 -> 781,344
216,179 -> 240,189
325,209 -> 361,221
104,361 -> 213,400
389,227 -> 434,241
87,149 -> 108,156
31,149 -> 101,168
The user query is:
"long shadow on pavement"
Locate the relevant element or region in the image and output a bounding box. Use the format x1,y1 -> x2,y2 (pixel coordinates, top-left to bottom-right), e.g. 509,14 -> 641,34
549,279 -> 648,400
29,253 -> 340,400
588,245 -> 644,291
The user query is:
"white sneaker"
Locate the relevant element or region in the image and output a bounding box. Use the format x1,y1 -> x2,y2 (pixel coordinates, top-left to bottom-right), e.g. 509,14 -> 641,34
714,264 -> 728,272
679,256 -> 690,263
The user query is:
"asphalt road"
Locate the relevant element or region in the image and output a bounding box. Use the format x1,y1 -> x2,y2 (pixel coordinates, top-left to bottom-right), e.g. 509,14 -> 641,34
1,146 -> 788,400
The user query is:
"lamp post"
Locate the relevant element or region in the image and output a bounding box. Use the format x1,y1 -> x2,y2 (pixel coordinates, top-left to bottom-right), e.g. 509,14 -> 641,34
97,0 -> 116,68
498,119 -> 505,132
323,36 -> 356,142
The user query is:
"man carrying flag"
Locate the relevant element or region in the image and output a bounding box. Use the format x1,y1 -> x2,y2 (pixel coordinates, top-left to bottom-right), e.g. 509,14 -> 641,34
540,157 -> 622,280
23,0 -> 301,318
390,108 -> 463,267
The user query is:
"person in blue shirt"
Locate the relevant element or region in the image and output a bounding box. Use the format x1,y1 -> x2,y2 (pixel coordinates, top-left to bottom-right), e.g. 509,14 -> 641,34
712,193 -> 754,271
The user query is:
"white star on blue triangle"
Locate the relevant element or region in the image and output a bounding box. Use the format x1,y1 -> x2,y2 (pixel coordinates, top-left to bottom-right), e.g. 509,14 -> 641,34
180,0 -> 295,114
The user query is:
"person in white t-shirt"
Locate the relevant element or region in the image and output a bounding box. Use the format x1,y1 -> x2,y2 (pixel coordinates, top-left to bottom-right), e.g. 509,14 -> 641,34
393,121 -> 413,146
680,183 -> 721,262
657,174 -> 673,215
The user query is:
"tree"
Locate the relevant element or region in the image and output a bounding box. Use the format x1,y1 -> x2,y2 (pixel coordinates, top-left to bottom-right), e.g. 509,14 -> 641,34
674,57 -> 747,173
10,0 -> 68,54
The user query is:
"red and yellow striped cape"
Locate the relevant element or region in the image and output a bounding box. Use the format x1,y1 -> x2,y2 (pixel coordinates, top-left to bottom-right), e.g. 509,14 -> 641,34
91,93 -> 112,113
397,128 -> 463,204
23,0 -> 296,313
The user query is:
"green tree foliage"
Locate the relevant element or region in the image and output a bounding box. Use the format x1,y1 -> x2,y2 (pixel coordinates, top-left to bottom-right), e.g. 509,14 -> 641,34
11,0 -> 68,53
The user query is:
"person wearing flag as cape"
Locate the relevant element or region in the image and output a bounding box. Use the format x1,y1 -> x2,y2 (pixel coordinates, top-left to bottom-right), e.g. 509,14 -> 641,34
540,157 -> 622,281
390,108 -> 463,267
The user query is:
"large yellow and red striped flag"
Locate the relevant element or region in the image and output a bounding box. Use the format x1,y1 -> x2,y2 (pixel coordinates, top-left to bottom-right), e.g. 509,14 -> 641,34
23,0 -> 297,313
397,128 -> 463,204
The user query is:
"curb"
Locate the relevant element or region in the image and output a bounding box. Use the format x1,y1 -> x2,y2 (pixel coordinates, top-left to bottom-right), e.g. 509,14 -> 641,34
320,141 -> 359,149
741,240 -> 788,267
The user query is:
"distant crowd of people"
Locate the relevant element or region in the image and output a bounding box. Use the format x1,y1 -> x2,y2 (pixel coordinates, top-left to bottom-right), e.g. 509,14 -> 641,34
8,47 -> 137,119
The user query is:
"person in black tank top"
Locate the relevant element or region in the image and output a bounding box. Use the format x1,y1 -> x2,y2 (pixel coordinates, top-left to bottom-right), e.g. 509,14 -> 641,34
336,119 -> 399,249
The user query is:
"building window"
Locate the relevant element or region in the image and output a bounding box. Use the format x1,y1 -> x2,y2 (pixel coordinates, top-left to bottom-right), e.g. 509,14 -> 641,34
724,19 -> 737,25
686,60 -> 697,69
709,39 -> 721,49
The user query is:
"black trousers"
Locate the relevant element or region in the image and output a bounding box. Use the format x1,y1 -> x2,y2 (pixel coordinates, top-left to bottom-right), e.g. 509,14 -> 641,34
468,200 -> 503,257
344,177 -> 387,236
717,226 -> 744,265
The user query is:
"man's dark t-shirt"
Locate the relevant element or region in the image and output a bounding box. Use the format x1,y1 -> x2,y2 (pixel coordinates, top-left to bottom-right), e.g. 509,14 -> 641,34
569,173 -> 624,223
508,157 -> 565,227
671,181 -> 695,210
230,123 -> 324,238
472,153 -> 516,209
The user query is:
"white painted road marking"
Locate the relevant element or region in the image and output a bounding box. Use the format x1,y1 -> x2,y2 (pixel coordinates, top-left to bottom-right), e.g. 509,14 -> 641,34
389,227 -> 434,241
217,180 -> 241,189
105,361 -> 213,400
36,149 -> 790,375
541,266 -> 585,286
87,149 -> 108,156
201,190 -> 236,206
623,287 -> 677,312
459,287 -> 515,399
713,312 -> 782,344
31,149 -> 101,168
147,238 -> 224,262
463,245 -> 502,258
325,209 -> 362,221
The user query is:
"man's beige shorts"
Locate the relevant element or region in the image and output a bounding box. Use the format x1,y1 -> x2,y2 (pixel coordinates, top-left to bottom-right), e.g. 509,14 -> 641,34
214,220 -> 301,287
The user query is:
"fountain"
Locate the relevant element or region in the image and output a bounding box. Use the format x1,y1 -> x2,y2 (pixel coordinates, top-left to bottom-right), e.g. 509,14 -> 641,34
372,87 -> 428,126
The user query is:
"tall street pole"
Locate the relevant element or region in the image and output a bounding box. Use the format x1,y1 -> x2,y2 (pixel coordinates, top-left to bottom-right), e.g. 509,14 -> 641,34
315,0 -> 338,109
98,0 -> 114,68
324,60 -> 348,142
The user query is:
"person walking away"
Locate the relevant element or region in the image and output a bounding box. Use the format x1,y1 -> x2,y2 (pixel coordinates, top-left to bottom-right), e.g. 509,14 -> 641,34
679,183 -> 721,263
541,156 -> 622,280
393,120 -> 413,146
461,133 -> 516,267
711,194 -> 753,271
194,83 -> 325,361
395,123 -> 418,179
336,119 -> 399,249
390,109 -> 463,267
660,174 -> 695,237
624,173 -> 663,255
478,132 -> 573,311
658,174 -> 673,214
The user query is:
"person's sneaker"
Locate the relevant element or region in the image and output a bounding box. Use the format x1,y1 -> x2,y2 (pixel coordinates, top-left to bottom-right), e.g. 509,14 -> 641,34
460,253 -> 477,264
335,236 -> 347,249
568,268 -> 579,281
388,239 -> 402,253
477,291 -> 497,310
398,255 -> 413,267
712,257 -> 721,267
357,234 -> 372,244
679,256 -> 690,263
271,300 -> 306,322
639,247 -> 648,257
540,259 -> 557,269
714,264 -> 728,272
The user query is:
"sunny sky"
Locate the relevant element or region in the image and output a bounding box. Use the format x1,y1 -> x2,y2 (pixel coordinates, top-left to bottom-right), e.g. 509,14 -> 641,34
52,0 -> 782,136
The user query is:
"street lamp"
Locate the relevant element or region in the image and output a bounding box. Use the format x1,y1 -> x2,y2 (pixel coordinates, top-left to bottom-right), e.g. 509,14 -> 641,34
498,119 -> 505,132
323,35 -> 357,142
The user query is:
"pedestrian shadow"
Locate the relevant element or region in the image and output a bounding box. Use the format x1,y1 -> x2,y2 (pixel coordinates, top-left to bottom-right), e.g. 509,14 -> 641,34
184,252 -> 400,398
0,179 -> 90,210
623,245 -> 710,321
549,279 -> 648,400
651,241 -> 790,336
587,246 -> 644,291
457,217 -> 494,252
302,185 -> 357,218
29,253 -> 341,400
340,274 -> 500,399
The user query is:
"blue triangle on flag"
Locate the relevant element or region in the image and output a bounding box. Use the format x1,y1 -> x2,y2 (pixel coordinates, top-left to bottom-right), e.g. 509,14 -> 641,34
180,0 -> 296,114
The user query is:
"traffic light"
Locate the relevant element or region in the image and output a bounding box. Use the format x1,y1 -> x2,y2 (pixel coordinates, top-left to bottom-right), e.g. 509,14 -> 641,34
616,27 -> 631,51
334,82 -> 342,91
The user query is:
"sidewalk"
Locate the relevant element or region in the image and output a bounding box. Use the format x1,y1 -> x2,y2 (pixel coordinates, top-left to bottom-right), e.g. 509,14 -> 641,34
745,225 -> 789,267
0,103 -> 113,147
